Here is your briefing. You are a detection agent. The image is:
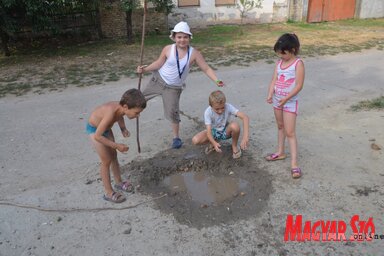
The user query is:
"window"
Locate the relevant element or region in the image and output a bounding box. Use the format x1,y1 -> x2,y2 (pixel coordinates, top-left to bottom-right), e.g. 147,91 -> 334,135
178,0 -> 200,7
215,0 -> 235,6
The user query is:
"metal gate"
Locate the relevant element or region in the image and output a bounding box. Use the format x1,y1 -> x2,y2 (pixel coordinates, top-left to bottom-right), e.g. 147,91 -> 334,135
307,0 -> 356,22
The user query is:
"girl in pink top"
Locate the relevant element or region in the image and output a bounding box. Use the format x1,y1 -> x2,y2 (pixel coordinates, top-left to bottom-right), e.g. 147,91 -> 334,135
266,33 -> 305,178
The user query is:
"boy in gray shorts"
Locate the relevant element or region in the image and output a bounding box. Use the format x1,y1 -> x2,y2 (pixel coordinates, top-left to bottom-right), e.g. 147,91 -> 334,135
137,21 -> 223,149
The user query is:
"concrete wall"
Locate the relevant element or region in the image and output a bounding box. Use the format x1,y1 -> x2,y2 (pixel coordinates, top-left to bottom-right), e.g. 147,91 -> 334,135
98,0 -> 383,38
358,0 -> 384,19
287,0 -> 308,22
168,0 -> 289,28
169,0 -> 383,29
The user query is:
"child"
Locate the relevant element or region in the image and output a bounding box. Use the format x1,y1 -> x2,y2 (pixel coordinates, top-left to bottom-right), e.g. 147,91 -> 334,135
137,21 -> 224,149
86,89 -> 147,203
266,33 -> 305,179
192,90 -> 249,159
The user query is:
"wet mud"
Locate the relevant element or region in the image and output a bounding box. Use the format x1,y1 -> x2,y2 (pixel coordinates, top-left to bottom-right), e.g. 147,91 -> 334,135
124,143 -> 273,229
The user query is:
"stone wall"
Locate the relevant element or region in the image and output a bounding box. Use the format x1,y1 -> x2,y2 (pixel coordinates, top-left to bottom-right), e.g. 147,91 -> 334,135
99,0 -> 168,38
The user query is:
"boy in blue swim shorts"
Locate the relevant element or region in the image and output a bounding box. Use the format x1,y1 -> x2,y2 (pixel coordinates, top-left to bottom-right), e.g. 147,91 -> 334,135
86,122 -> 110,137
87,89 -> 146,203
192,90 -> 249,159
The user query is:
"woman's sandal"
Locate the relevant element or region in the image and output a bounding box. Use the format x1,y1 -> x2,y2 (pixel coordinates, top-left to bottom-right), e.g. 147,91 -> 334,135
265,153 -> 287,161
103,191 -> 126,203
291,167 -> 302,179
114,180 -> 134,193
232,148 -> 242,159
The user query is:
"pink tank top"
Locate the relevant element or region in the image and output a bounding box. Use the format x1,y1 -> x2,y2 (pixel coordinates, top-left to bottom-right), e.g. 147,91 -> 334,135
274,58 -> 302,102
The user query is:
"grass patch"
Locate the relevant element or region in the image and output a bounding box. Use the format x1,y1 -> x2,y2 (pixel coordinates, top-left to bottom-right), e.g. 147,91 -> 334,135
0,18 -> 383,97
350,96 -> 384,111
337,18 -> 384,27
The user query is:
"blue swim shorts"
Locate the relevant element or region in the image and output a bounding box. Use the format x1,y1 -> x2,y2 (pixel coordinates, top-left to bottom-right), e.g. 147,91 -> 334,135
86,123 -> 109,137
211,127 -> 231,141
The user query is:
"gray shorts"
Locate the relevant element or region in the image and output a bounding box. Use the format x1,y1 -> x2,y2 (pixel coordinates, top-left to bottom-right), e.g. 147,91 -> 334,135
142,71 -> 183,123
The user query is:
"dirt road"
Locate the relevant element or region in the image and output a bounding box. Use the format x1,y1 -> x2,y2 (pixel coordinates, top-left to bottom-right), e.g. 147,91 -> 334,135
0,50 -> 383,255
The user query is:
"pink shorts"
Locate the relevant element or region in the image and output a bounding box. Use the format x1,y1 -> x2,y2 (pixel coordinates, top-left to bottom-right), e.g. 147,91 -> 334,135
273,96 -> 298,115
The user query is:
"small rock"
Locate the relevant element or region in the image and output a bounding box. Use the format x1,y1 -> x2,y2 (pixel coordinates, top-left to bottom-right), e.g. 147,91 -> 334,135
200,204 -> 208,208
371,143 -> 381,151
240,192 -> 246,196
123,227 -> 132,234
229,171 -> 234,175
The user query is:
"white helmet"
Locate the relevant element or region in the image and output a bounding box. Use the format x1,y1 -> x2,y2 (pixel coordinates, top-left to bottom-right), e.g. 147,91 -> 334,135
169,21 -> 193,39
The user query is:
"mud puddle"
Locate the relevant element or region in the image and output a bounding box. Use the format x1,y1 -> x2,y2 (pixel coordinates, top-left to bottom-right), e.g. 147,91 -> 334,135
162,172 -> 249,205
124,143 -> 273,229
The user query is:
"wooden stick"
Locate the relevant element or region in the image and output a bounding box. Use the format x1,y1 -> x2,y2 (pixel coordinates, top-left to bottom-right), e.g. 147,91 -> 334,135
136,0 -> 147,153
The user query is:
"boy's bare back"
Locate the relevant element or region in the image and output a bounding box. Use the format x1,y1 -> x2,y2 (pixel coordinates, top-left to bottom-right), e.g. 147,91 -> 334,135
88,101 -> 121,129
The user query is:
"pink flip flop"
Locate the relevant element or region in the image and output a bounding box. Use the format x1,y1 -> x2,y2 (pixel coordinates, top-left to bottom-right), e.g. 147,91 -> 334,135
265,153 -> 287,161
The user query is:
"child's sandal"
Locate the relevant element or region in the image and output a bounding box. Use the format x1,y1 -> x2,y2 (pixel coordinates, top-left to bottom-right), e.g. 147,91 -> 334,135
103,191 -> 126,203
232,148 -> 242,159
114,180 -> 134,193
291,168 -> 302,179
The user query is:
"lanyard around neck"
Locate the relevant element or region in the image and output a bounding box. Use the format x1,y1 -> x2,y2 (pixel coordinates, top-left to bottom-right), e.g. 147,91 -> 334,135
175,46 -> 190,79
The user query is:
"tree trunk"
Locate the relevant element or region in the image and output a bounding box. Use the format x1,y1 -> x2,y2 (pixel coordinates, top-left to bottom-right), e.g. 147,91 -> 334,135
0,28 -> 10,57
126,10 -> 134,45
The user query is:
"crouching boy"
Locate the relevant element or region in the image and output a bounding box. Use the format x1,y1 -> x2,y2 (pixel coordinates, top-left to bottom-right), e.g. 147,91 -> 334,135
192,90 -> 249,159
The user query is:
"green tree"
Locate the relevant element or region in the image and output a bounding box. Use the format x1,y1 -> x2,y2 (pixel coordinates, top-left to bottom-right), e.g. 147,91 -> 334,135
149,0 -> 175,29
120,0 -> 140,45
0,0 -> 61,56
0,0 -> 99,56
120,0 -> 175,44
236,0 -> 263,24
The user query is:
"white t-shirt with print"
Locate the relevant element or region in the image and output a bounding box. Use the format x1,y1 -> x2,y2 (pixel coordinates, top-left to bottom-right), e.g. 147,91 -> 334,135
204,103 -> 239,132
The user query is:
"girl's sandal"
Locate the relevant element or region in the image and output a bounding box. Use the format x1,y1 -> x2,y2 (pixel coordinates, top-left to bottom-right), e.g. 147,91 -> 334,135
114,180 -> 134,193
265,153 -> 287,161
103,191 -> 126,203
291,168 -> 302,179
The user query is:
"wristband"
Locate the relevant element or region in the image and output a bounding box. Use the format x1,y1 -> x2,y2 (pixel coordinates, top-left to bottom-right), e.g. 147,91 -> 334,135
216,79 -> 224,86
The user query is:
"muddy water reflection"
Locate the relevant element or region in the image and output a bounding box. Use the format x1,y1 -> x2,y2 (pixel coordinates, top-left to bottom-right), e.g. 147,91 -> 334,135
163,172 -> 249,205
